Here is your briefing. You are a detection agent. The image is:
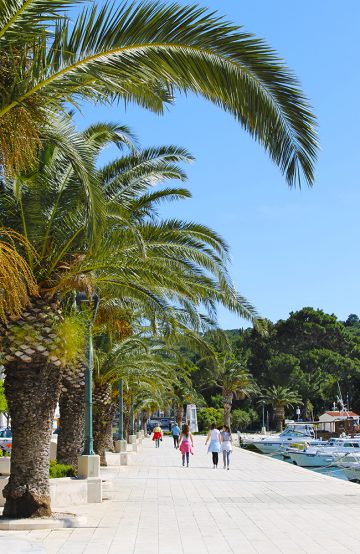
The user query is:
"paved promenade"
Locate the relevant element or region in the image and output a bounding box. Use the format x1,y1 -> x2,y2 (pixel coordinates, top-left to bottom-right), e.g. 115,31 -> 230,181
2,435 -> 360,553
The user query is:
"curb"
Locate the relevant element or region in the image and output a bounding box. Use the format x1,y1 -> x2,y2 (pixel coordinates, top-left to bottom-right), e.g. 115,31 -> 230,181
0,513 -> 87,530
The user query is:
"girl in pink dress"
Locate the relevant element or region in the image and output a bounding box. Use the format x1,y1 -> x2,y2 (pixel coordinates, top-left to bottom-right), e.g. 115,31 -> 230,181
178,424 -> 194,467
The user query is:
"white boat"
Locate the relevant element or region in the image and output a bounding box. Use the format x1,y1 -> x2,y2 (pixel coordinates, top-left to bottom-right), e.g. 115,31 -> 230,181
288,438 -> 360,467
241,424 -> 317,455
341,465 -> 360,482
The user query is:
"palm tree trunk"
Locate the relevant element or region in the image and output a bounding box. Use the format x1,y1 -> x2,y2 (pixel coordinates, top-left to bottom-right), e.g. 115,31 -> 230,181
123,401 -> 130,441
106,407 -> 115,452
0,297 -> 63,518
93,381 -> 115,466
142,411 -> 148,434
223,390 -> 233,429
175,404 -> 183,427
57,363 -> 85,469
275,406 -> 285,432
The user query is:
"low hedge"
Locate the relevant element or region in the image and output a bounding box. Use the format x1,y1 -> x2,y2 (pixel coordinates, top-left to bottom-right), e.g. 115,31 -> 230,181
49,460 -> 76,478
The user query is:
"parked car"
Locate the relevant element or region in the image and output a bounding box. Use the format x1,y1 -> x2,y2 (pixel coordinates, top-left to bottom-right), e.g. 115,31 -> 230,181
0,428 -> 12,454
163,418 -> 172,430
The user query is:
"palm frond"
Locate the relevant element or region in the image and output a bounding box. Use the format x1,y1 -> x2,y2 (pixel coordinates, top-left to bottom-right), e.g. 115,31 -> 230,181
0,0 -> 318,185
44,115 -> 105,243
0,227 -> 38,322
82,122 -> 137,154
0,0 -> 80,42
3,0 -> 318,186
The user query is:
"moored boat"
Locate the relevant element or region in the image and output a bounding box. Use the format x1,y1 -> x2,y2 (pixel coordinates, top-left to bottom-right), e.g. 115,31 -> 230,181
341,465 -> 360,482
288,438 -> 360,467
241,423 -> 318,455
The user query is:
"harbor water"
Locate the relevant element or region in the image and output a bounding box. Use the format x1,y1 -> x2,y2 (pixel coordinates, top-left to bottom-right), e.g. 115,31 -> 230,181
273,454 -> 349,481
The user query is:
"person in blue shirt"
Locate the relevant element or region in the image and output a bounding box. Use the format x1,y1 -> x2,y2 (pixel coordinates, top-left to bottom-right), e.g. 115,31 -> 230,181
171,423 -> 181,449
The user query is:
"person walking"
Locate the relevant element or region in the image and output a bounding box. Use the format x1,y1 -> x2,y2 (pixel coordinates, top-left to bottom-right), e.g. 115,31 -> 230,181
179,424 -> 194,467
220,425 -> 233,470
152,424 -> 162,448
171,422 -> 181,449
205,423 -> 222,468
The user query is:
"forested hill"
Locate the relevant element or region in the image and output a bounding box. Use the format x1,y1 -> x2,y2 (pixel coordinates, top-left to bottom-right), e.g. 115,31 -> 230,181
219,308 -> 360,416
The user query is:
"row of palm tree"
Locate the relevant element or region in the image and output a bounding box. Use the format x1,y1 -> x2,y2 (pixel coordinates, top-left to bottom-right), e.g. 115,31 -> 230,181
1,120 -> 255,515
0,0 -> 317,519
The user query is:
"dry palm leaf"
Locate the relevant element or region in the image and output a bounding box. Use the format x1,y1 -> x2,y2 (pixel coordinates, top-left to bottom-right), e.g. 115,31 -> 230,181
0,228 -> 38,322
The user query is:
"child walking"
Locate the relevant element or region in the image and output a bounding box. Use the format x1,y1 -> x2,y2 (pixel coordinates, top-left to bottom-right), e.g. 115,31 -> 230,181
179,424 -> 194,467
220,425 -> 232,470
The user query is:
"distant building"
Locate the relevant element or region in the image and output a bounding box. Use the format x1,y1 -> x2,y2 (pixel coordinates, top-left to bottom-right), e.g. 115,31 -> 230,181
318,411 -> 360,434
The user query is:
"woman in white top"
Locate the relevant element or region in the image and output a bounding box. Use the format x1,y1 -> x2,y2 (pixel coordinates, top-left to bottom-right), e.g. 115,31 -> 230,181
220,425 -> 233,470
205,423 -> 222,468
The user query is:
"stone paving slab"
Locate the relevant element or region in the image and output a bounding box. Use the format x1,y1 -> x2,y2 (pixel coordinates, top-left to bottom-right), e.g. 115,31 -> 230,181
2,435 -> 360,552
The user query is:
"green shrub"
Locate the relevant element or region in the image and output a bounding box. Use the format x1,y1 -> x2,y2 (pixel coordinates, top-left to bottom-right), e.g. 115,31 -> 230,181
197,407 -> 224,431
49,460 -> 76,478
231,408 -> 259,431
0,448 -> 10,457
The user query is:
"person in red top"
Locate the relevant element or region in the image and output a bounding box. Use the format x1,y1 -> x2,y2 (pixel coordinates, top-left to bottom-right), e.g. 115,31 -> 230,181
152,424 -> 162,447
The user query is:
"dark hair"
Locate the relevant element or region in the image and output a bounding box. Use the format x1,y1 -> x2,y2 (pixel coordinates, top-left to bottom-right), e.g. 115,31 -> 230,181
182,424 -> 190,435
223,425 -> 230,433
210,423 -> 217,430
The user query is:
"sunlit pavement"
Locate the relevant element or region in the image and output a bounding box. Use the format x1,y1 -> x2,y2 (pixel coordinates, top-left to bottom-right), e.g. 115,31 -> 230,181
2,435 -> 360,553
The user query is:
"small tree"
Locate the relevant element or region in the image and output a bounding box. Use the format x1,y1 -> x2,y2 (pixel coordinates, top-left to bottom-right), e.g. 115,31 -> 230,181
262,386 -> 302,432
204,352 -> 258,429
231,408 -> 259,432
197,408 -> 224,432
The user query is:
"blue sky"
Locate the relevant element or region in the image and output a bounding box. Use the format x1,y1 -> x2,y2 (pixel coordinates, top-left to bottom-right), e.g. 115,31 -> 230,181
74,0 -> 360,329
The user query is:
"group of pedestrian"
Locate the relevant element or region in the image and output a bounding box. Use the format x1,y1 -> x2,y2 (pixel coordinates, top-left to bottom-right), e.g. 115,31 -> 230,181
205,423 -> 232,469
151,421 -> 232,469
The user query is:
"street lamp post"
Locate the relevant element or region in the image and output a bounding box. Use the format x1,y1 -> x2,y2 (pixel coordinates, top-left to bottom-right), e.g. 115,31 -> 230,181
114,378 -> 127,453
76,292 -> 103,503
128,393 -> 137,446
130,394 -> 134,436
118,378 -> 124,441
260,401 -> 266,434
76,292 -> 99,456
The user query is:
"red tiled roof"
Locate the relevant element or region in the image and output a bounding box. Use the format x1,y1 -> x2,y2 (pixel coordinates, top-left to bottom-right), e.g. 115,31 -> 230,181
324,411 -> 359,417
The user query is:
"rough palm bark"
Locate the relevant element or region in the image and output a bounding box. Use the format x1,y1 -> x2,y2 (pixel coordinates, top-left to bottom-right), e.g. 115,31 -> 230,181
223,391 -> 233,429
93,381 -> 116,466
123,407 -> 130,442
57,362 -> 85,469
0,297 -> 63,518
175,404 -> 183,428
106,404 -> 115,452
142,411 -> 148,434
275,406 -> 285,432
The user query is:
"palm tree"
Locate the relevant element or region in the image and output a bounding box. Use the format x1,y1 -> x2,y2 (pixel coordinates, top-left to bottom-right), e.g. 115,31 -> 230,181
289,368 -> 322,420
0,125 -> 102,518
0,1 -> 317,186
92,337 -> 176,465
208,354 -> 258,429
262,385 -> 303,432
